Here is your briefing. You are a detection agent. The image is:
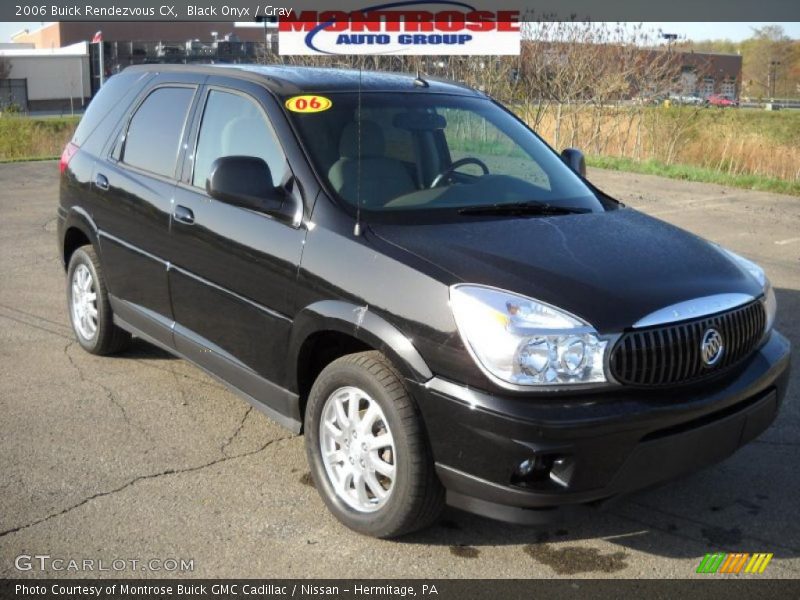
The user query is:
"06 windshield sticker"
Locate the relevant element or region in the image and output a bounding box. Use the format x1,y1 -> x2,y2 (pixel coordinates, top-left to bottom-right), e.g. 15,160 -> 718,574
285,95 -> 332,113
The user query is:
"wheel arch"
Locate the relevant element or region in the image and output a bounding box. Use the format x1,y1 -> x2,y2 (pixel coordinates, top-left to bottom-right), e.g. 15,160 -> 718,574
288,300 -> 433,414
61,207 -> 100,269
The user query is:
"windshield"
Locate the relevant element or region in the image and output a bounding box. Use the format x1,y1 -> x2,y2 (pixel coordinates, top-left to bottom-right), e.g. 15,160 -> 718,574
286,92 -> 605,220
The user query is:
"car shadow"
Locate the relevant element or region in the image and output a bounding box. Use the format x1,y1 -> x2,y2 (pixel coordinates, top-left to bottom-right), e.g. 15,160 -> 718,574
399,463 -> 797,564
118,336 -> 177,360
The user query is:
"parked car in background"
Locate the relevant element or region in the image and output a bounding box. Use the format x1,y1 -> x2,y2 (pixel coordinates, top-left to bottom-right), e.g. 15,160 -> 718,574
706,94 -> 739,108
674,93 -> 704,106
632,93 -> 666,106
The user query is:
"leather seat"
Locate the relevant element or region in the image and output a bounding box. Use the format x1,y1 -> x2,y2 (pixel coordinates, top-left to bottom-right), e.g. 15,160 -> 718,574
328,120 -> 416,207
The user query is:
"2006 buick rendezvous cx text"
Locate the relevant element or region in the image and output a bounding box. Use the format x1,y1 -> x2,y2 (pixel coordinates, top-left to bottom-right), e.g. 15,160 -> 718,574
56,64 -> 791,538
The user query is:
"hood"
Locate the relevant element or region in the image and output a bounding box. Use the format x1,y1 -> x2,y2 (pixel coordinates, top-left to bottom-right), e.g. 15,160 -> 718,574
369,208 -> 763,333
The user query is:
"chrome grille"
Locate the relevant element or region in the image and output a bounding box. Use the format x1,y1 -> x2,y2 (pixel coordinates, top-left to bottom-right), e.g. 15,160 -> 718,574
611,300 -> 765,386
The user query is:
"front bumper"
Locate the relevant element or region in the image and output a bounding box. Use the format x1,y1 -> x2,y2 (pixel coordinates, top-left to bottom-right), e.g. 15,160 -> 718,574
410,330 -> 791,524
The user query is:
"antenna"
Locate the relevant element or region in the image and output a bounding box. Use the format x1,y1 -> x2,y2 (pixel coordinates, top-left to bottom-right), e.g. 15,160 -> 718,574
353,64 -> 363,237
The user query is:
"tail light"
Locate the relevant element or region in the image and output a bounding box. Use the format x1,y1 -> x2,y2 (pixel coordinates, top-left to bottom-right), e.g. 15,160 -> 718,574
59,142 -> 79,174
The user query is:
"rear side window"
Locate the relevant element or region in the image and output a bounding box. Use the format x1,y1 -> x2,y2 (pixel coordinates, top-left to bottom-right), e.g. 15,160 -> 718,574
191,89 -> 287,189
123,87 -> 195,178
72,71 -> 151,150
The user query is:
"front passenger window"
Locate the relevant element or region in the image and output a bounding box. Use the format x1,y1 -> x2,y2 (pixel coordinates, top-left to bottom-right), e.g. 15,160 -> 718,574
192,90 -> 288,190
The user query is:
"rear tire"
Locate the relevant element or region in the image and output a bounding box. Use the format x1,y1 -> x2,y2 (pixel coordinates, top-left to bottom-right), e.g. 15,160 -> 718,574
66,245 -> 131,355
305,351 -> 444,538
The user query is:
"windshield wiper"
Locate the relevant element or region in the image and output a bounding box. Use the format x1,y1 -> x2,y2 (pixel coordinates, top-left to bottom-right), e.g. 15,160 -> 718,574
457,201 -> 591,216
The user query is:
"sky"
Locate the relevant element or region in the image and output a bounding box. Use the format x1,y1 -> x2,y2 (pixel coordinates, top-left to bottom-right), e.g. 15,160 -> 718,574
1,21 -> 798,44
640,22 -> 800,43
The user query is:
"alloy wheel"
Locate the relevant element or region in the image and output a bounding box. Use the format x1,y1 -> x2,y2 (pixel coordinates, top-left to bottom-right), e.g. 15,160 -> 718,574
319,386 -> 396,513
71,263 -> 98,340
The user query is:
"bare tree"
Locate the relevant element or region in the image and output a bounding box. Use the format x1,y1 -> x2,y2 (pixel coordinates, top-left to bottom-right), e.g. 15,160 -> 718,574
0,56 -> 11,80
742,26 -> 793,98
252,21 -> 792,181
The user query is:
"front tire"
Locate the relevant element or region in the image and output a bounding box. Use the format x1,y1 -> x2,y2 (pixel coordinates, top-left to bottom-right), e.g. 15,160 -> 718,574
305,351 -> 444,538
66,245 -> 130,355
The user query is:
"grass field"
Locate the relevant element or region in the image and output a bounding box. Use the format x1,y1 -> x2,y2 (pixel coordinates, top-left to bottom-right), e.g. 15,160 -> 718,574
0,116 -> 79,163
587,155 -> 800,196
446,104 -> 800,195
524,105 -> 800,192
1,107 -> 798,195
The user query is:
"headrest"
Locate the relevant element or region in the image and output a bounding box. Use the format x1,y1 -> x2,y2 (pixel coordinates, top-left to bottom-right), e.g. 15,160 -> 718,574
221,116 -> 265,156
339,120 -> 385,159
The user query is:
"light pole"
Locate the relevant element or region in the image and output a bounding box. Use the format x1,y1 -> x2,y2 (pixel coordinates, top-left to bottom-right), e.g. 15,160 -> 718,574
661,32 -> 678,48
769,61 -> 781,98
661,33 -> 679,98
255,16 -> 277,58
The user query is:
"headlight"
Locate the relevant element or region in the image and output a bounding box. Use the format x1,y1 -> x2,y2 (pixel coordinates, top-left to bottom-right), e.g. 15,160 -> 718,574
719,247 -> 776,337
449,285 -> 608,387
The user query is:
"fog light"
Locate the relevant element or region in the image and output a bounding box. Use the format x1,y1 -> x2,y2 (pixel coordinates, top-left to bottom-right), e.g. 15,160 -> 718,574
517,458 -> 536,477
513,453 -> 574,489
514,455 -> 554,482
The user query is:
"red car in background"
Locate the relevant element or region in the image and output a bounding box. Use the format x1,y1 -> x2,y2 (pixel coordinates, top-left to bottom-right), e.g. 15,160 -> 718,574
706,94 -> 739,107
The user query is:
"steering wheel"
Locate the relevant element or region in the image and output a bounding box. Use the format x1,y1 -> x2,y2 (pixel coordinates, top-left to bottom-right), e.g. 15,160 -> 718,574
430,157 -> 490,188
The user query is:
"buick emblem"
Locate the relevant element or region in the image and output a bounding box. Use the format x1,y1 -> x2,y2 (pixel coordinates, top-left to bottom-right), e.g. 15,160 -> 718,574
701,328 -> 724,366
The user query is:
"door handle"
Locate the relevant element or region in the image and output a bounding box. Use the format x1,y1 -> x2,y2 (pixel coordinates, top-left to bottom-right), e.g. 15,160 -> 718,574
174,205 -> 195,225
95,173 -> 109,191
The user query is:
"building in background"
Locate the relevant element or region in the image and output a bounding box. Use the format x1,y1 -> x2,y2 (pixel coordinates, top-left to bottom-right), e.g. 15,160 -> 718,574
1,21 -> 743,113
11,21 -> 273,48
0,42 -> 90,112
674,51 -> 742,99
2,21 -> 280,112
0,42 -> 34,50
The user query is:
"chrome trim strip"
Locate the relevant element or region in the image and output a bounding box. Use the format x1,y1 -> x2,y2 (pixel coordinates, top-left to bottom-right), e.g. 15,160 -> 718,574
633,293 -> 756,329
99,230 -> 292,324
98,230 -> 165,264
169,263 -> 292,324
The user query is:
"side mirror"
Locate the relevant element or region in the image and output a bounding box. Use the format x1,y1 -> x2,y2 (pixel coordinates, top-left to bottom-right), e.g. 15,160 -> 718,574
560,148 -> 586,178
206,156 -> 289,215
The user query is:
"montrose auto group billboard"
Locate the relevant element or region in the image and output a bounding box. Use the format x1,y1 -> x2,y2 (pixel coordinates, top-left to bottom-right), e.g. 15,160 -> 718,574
278,2 -> 520,55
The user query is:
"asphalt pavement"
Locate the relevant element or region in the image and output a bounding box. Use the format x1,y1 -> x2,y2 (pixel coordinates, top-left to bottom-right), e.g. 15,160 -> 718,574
0,161 -> 798,578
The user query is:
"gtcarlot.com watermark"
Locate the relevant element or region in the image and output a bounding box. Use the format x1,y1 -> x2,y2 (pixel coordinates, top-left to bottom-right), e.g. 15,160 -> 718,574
15,554 -> 194,573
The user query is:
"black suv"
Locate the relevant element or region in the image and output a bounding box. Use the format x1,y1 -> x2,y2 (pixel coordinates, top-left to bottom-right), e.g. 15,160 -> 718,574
58,65 -> 791,537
